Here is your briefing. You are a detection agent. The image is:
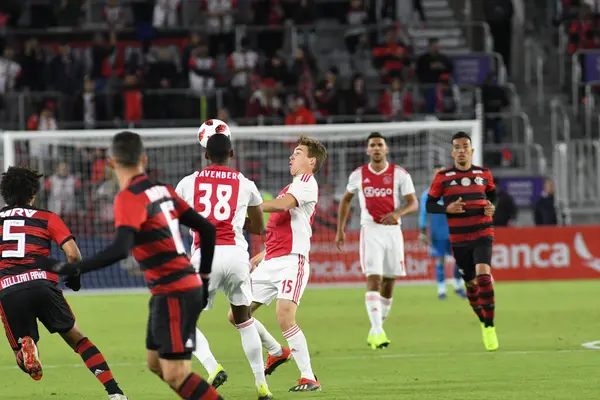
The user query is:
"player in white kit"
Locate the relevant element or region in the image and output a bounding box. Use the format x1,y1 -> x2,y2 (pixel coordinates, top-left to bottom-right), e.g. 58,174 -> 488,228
175,134 -> 273,400
336,132 -> 418,349
232,136 -> 327,393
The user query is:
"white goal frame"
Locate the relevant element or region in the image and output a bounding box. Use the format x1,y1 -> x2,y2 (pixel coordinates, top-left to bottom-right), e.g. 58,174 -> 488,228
2,120 -> 482,170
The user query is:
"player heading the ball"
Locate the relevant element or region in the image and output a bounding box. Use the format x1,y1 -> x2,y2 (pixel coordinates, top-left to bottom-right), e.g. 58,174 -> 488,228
176,133 -> 273,400
42,131 -> 224,400
0,166 -> 127,400
248,136 -> 327,393
426,131 -> 499,352
336,132 -> 418,350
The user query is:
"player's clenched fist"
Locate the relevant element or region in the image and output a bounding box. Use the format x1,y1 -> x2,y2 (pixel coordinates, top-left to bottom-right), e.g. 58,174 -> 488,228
250,250 -> 265,272
335,231 -> 346,250
484,200 -> 495,216
446,197 -> 466,214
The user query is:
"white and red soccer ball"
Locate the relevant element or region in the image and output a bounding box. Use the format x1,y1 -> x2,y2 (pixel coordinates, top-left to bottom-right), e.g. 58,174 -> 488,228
198,119 -> 231,148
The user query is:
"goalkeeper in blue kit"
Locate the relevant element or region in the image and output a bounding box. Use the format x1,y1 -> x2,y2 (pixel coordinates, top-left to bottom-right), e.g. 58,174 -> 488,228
419,165 -> 467,299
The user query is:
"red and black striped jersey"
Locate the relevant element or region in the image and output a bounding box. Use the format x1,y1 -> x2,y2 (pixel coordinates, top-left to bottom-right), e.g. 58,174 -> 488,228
114,174 -> 201,295
0,206 -> 73,289
428,165 -> 496,245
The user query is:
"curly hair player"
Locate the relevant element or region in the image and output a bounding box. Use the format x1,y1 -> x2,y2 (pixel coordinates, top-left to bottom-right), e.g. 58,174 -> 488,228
41,131 -> 222,400
426,131 -> 499,351
0,166 -> 127,399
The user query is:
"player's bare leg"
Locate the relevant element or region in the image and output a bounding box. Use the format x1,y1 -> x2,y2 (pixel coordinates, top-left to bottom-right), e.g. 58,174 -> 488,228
276,299 -> 321,392
231,304 -> 272,399
147,350 -> 222,400
61,323 -> 127,399
230,302 -> 292,376
365,274 -> 389,349
193,328 -> 227,388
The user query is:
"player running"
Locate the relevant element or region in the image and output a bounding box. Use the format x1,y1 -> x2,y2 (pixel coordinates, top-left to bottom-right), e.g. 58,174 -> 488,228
42,131 -> 223,399
235,136 -> 327,392
419,164 -> 467,300
426,131 -> 499,351
336,132 -> 418,350
0,166 -> 127,399
176,134 -> 272,400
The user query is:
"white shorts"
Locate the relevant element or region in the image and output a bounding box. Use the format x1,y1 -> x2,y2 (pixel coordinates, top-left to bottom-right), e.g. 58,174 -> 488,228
251,254 -> 310,306
360,225 -> 406,278
191,245 -> 253,308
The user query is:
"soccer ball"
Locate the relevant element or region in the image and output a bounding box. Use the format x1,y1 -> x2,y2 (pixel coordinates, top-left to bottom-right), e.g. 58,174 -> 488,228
198,119 -> 231,148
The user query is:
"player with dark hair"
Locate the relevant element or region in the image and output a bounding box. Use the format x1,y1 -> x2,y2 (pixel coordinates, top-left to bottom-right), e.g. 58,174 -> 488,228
42,131 -> 222,400
419,164 -> 467,299
336,132 -> 418,349
176,133 -> 273,399
425,131 -> 499,351
0,166 -> 127,399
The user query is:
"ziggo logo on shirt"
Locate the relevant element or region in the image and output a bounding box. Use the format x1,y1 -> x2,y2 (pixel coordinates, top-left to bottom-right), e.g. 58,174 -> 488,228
363,187 -> 393,197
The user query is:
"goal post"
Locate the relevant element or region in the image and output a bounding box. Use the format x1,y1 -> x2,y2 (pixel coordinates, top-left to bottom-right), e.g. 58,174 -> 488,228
1,119 -> 482,290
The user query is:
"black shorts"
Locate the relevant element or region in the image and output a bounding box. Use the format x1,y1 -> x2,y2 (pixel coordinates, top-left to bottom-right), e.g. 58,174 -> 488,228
146,287 -> 205,360
452,238 -> 493,282
0,283 -> 75,351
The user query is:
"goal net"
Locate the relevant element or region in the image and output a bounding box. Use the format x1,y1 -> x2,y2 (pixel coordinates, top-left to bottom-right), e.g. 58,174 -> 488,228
2,120 -> 482,290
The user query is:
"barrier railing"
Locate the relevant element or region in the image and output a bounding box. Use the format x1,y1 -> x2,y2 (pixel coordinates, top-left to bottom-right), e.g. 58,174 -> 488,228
524,38 -> 545,115
550,98 -> 571,147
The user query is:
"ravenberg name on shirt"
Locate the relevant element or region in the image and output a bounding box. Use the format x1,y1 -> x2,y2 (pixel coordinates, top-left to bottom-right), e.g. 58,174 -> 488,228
198,170 -> 240,180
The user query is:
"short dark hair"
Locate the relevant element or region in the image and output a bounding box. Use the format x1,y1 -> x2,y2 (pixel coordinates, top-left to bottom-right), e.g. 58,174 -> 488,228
433,163 -> 443,169
1,166 -> 43,207
111,131 -> 144,167
451,131 -> 471,143
367,132 -> 386,143
206,134 -> 233,163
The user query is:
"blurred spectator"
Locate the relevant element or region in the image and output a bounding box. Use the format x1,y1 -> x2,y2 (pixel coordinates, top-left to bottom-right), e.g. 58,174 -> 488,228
352,34 -> 373,76
246,78 -> 282,119
315,66 -> 342,116
413,0 -> 426,22
260,1 -> 286,57
493,183 -> 518,226
263,51 -> 291,88
50,41 -> 84,108
0,46 -> 22,122
416,38 -> 453,84
153,0 -> 181,28
534,179 -> 558,225
285,96 -> 316,125
44,161 -> 83,216
484,0 -> 514,74
103,0 -> 128,30
373,29 -> 411,83
377,0 -> 397,24
54,0 -> 83,27
424,74 -> 458,115
75,77 -> 108,129
0,1 -> 22,28
481,73 -> 510,143
568,4 -> 600,54
147,46 -> 179,118
20,39 -> 47,91
27,102 -> 58,168
90,32 -> 117,88
345,73 -> 370,115
229,38 -> 259,115
188,42 -> 216,95
182,32 -> 204,79
290,47 -> 317,106
214,43 -> 231,85
345,0 -> 368,54
203,0 -> 236,56
94,165 -> 120,225
378,76 -> 414,119
123,74 -> 143,123
217,107 -> 236,126
293,0 -> 317,26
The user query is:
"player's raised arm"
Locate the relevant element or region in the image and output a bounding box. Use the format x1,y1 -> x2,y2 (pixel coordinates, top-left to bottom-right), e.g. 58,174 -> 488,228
261,194 -> 298,213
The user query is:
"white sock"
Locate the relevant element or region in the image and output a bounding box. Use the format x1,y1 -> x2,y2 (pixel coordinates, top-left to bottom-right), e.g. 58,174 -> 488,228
438,282 -> 447,294
453,278 -> 463,290
283,325 -> 315,381
236,318 -> 267,386
365,291 -> 383,335
193,328 -> 219,374
380,296 -> 393,323
254,318 -> 283,356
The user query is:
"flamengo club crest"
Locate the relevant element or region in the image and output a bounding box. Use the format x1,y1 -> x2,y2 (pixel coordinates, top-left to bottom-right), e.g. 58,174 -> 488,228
383,175 -> 392,184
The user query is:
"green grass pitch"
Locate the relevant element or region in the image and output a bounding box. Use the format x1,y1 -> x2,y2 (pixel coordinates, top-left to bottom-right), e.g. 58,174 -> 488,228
1,281 -> 599,399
